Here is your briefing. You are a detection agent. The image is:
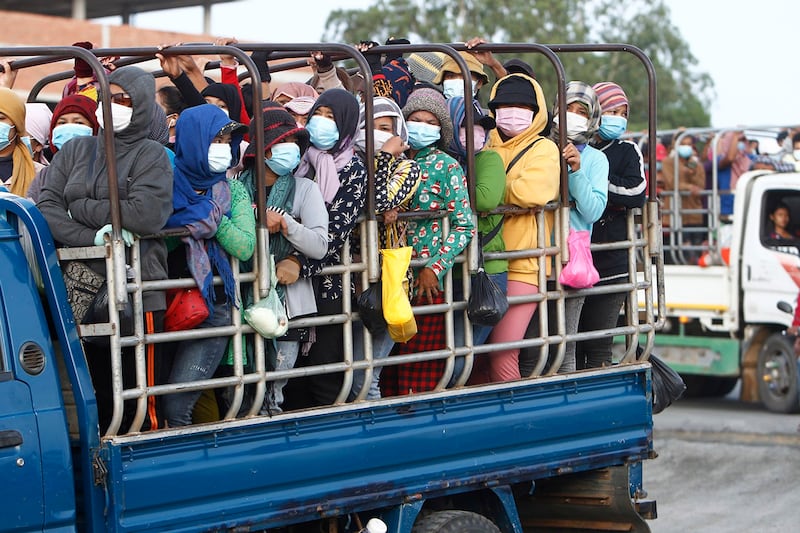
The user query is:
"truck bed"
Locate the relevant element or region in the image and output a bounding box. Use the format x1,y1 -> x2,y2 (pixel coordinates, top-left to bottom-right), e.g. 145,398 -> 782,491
100,364 -> 653,532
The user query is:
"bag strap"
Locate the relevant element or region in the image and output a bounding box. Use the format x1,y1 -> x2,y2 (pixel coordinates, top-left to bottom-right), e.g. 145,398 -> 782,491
505,137 -> 543,174
479,219 -> 503,248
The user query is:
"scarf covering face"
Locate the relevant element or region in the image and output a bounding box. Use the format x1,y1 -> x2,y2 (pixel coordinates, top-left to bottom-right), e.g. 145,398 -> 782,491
49,94 -> 99,152
0,87 -> 36,196
167,104 -> 236,313
295,89 -> 359,204
355,96 -> 408,152
552,81 -> 601,145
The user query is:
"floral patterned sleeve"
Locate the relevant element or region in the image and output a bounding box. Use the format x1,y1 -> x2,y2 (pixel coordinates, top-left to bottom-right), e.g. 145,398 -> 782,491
215,178 -> 256,261
373,151 -> 421,213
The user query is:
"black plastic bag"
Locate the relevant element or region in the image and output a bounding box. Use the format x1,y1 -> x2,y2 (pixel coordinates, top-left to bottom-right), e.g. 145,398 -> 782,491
83,282 -> 135,345
357,281 -> 386,335
650,353 -> 686,414
467,269 -> 509,327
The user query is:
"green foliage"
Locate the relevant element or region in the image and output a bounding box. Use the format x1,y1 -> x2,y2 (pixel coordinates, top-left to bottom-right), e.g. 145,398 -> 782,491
323,0 -> 712,130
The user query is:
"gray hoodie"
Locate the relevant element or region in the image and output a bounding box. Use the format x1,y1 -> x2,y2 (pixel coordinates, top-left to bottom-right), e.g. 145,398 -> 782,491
38,66 -> 173,311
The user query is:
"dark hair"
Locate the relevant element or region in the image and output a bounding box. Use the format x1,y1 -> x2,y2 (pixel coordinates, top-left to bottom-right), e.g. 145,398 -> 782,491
772,201 -> 791,215
792,131 -> 800,145
157,86 -> 187,116
777,129 -> 789,144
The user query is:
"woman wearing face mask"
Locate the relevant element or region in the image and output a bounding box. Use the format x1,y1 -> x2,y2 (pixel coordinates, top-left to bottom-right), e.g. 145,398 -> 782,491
660,134 -> 705,263
156,85 -> 187,150
228,102 -> 329,414
27,95 -> 99,203
520,82 -> 608,375
0,88 -> 37,196
573,81 -> 647,370
24,103 -> 53,166
445,96 -> 506,372
282,88 -> 368,409
349,96 -> 421,400
377,88 -> 475,398
433,51 -> 490,102
38,66 -> 174,433
162,104 -> 254,427
469,73 -> 560,384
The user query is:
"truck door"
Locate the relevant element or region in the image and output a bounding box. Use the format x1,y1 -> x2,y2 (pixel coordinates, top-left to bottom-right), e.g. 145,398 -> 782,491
740,177 -> 800,325
0,346 -> 45,530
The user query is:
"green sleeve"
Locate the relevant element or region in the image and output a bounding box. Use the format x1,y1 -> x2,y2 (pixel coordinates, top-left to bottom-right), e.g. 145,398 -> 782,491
474,150 -> 506,213
215,179 -> 256,261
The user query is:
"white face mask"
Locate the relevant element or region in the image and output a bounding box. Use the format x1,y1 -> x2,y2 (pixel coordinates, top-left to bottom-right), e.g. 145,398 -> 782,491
554,111 -> 589,142
794,149 -> 800,161
459,125 -> 486,152
95,102 -> 134,133
373,129 -> 395,151
207,142 -> 232,173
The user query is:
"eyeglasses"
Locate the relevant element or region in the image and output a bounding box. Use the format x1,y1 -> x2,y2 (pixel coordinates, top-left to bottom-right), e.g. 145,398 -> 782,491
109,93 -> 133,108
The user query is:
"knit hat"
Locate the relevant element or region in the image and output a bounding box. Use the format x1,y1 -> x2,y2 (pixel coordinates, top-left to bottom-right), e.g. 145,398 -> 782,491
48,94 -> 99,152
245,101 -> 310,158
503,58 -> 535,78
592,82 -> 629,113
72,41 -> 94,78
488,74 -> 538,113
402,87 -> 453,150
406,51 -> 446,84
433,51 -> 489,85
284,96 -> 316,116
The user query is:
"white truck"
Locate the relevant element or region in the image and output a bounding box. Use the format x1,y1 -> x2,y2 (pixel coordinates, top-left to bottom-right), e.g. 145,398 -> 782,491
658,155 -> 800,413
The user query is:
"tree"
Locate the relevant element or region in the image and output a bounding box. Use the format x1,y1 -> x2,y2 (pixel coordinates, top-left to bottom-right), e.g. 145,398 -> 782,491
323,0 -> 712,130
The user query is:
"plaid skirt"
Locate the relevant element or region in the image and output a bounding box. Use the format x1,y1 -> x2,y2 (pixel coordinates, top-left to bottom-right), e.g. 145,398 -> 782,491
380,292 -> 447,397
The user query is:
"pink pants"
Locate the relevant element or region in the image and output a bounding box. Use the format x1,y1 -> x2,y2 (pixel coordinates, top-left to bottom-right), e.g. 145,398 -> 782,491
472,280 -> 539,383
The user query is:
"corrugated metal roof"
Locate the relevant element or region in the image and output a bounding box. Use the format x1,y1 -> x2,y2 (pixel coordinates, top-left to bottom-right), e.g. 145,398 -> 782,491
0,0 -> 236,19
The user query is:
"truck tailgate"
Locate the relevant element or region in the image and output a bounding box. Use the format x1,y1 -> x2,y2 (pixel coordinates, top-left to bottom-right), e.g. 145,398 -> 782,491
99,364 -> 652,532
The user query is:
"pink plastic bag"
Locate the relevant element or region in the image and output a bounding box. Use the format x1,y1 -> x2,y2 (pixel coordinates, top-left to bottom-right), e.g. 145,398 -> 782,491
558,229 -> 600,289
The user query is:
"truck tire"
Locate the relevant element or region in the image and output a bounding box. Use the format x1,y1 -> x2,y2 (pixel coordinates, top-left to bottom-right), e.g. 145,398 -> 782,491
757,334 -> 800,413
412,510 -> 501,533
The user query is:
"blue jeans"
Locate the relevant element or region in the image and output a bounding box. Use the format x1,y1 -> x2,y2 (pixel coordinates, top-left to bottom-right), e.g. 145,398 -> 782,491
349,324 -> 395,400
164,302 -> 232,427
262,340 -> 299,414
451,272 -> 508,386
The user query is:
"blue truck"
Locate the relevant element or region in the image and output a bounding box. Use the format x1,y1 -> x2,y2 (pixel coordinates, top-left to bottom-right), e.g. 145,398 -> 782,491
0,43 -> 662,532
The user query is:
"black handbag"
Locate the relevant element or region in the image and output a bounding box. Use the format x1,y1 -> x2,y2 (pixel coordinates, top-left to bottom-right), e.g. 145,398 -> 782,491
467,222 -> 509,327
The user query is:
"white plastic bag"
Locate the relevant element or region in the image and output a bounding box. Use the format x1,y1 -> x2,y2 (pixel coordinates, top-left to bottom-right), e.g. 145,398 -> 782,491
244,256 -> 289,339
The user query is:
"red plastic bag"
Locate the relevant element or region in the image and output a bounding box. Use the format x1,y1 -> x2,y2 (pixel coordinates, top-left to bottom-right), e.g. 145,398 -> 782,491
559,229 -> 600,289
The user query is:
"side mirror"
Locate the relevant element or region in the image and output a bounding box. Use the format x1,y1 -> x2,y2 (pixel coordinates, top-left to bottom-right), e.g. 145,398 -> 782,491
777,301 -> 793,314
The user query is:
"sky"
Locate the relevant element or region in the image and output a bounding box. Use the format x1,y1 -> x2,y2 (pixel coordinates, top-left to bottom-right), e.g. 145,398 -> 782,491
108,0 -> 800,130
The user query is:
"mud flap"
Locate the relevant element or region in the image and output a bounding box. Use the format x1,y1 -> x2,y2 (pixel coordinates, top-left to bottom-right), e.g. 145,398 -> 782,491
516,465 -> 654,532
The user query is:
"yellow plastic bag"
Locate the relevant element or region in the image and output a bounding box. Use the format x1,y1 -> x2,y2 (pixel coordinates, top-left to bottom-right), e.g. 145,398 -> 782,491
381,226 -> 417,343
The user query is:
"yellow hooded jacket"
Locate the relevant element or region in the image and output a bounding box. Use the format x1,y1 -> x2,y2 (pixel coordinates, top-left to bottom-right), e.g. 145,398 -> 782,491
486,74 -> 560,285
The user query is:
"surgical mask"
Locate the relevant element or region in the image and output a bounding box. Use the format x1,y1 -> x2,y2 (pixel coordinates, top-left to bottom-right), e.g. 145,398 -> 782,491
442,78 -> 477,99
554,111 -> 589,141
207,142 -> 232,173
355,129 -> 396,153
459,125 -> 486,152
52,123 -> 93,150
793,149 -> 800,161
494,107 -> 534,137
20,136 -> 33,156
95,102 -> 134,133
407,121 -> 441,150
737,141 -> 747,152
265,142 -> 301,176
677,145 -> 693,159
306,115 -> 340,151
598,115 -> 627,140
0,123 -> 16,151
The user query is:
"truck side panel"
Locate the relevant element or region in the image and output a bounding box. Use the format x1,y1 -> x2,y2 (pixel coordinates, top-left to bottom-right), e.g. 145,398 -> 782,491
102,366 -> 652,532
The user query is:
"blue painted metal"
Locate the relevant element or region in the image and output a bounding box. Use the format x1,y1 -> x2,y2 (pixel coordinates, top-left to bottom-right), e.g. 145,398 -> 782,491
101,367 -> 652,532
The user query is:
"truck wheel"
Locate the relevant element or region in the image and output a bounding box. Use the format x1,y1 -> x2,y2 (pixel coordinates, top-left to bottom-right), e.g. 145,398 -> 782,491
757,334 -> 800,413
412,510 -> 501,533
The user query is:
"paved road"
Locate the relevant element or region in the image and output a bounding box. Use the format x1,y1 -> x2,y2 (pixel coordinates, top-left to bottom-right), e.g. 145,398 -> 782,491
645,385 -> 800,532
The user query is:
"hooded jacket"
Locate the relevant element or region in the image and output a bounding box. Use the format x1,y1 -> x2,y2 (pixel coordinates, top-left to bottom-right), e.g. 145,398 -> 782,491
38,66 -> 173,311
486,74 -> 561,284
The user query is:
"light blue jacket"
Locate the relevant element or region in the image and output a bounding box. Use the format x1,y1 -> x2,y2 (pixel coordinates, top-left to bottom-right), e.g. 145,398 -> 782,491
568,145 -> 609,233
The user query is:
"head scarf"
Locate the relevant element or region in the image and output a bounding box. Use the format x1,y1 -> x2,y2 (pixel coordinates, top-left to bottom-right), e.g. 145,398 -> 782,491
402,87 -> 453,151
355,96 -> 408,152
0,87 -> 36,196
270,82 -> 318,102
446,96 -> 495,161
48,94 -> 99,152
592,82 -> 629,114
295,89 -> 360,204
24,103 -> 53,147
552,81 -> 601,145
167,104 -> 239,313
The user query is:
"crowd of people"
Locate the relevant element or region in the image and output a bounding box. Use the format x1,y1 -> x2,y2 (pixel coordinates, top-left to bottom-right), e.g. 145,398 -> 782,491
0,37 -> 650,432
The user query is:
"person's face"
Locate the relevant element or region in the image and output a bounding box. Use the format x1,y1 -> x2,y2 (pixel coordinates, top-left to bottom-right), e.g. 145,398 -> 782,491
108,83 -> 132,108
771,207 -> 790,229
374,116 -> 394,133
288,111 -> 308,126
204,96 -> 228,113
603,105 -> 628,119
566,101 -> 589,118
406,110 -> 440,127
313,105 -> 335,120
0,111 -> 16,155
442,70 -> 484,90
56,112 -> 93,128
275,93 -> 293,106
265,134 -> 298,160
212,132 -> 232,145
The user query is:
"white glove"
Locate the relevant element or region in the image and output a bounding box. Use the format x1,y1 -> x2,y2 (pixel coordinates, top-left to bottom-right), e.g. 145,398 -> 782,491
94,224 -> 136,247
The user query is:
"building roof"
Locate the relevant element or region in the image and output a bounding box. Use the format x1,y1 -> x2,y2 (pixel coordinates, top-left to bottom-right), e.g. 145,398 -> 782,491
0,0 -> 236,19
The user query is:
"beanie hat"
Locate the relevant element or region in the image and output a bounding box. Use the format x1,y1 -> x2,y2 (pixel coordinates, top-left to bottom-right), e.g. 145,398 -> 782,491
434,51 -> 489,85
406,51 -> 446,84
246,101 -> 310,158
48,94 -> 99,151
488,74 -> 538,113
402,87 -> 453,150
503,58 -> 535,78
592,82 -> 629,113
72,41 -> 94,78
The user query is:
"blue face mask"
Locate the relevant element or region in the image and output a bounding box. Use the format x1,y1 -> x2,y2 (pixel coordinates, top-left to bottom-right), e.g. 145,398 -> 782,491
306,115 -> 339,151
677,145 -> 693,159
407,121 -> 441,150
0,123 -> 16,151
598,115 -> 627,140
51,123 -> 94,150
265,142 -> 301,176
